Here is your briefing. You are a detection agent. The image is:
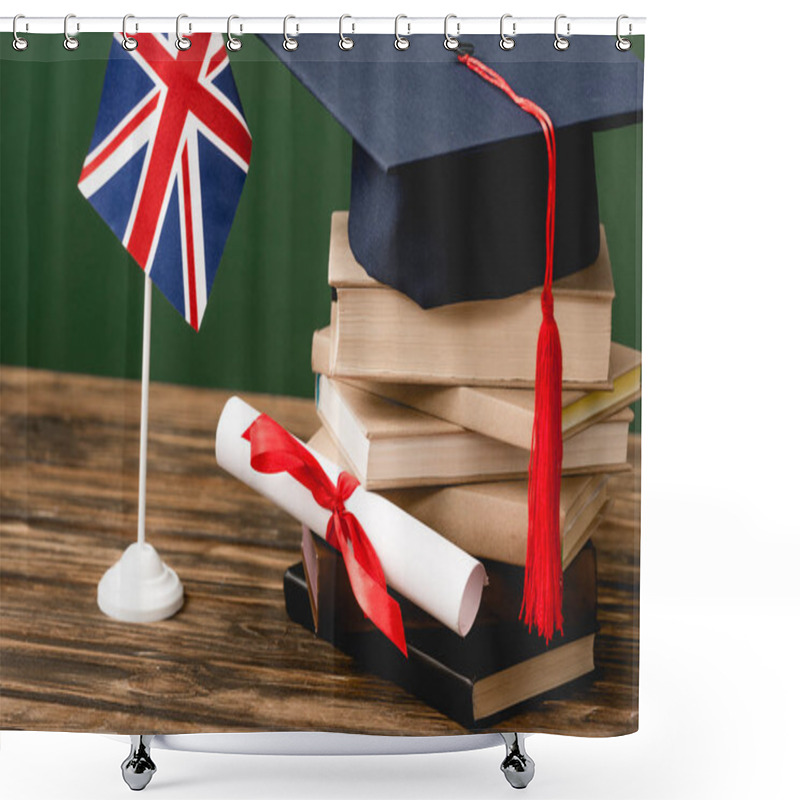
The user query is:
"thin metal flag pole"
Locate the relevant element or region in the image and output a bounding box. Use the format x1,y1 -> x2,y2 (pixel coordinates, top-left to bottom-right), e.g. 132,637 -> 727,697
137,277 -> 153,548
96,275 -> 183,623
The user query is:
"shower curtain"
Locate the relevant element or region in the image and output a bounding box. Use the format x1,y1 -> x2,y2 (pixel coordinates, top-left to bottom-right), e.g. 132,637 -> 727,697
0,26 -> 643,739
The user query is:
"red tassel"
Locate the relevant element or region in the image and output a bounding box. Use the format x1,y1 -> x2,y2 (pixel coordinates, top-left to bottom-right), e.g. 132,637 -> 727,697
457,50 -> 564,642
522,289 -> 564,642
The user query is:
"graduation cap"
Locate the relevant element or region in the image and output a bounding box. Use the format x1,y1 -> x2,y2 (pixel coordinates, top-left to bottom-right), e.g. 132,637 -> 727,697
257,33 -> 643,308
257,33 -> 642,642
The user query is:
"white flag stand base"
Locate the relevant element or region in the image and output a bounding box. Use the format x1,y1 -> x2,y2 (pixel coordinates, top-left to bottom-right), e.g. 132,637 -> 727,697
97,542 -> 184,623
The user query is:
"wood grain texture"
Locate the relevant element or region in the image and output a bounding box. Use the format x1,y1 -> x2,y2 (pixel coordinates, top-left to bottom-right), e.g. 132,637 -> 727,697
0,367 -> 639,736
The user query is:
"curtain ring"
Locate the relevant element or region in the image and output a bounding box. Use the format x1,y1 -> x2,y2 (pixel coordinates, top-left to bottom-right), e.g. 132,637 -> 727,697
63,13 -> 79,51
499,14 -> 515,50
616,15 -> 632,51
121,14 -> 138,51
175,13 -> 191,51
443,14 -> 459,51
554,14 -> 570,51
283,15 -> 298,51
394,15 -> 410,51
339,14 -> 354,50
12,14 -> 28,52
227,15 -> 242,51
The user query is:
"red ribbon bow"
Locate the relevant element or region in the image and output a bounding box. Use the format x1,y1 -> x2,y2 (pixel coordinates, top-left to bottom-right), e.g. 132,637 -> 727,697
243,414 -> 408,656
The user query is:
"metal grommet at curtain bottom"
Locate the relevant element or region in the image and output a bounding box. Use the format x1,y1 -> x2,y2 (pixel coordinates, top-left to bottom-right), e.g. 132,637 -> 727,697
616,14 -> 632,50
227,15 -> 242,52
122,14 -> 138,51
499,14 -> 515,51
394,14 -> 410,51
175,13 -> 191,51
554,14 -> 570,51
443,13 -> 459,51
12,14 -> 28,51
63,13 -> 79,50
283,15 -> 298,51
339,14 -> 354,50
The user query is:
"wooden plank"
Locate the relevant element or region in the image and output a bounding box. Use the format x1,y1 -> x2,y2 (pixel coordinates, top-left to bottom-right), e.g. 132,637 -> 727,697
0,366 -> 639,736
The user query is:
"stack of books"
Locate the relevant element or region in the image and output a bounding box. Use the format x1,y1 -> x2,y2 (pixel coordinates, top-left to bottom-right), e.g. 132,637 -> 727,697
283,211 -> 642,726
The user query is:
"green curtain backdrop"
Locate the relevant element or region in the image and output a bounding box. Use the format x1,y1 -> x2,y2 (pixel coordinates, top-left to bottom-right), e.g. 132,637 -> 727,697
1,35 -> 641,429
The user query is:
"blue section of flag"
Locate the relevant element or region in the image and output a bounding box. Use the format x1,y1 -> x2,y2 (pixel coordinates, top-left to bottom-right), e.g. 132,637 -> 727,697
197,132 -> 248,298
86,144 -> 147,241
148,182 -> 185,319
211,65 -> 242,112
88,49 -> 156,153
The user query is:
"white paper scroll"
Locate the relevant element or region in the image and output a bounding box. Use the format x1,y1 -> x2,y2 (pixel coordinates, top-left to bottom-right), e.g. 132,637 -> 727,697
216,396 -> 487,637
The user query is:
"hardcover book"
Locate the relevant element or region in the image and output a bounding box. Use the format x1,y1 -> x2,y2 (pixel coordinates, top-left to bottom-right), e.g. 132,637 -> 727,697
382,475 -> 611,569
313,326 -> 641,450
325,211 -> 615,388
286,531 -> 598,727
313,376 -> 633,489
308,426 -> 611,566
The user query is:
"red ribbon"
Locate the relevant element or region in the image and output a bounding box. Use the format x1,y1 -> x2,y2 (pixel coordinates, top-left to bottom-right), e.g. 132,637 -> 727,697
243,414 -> 408,656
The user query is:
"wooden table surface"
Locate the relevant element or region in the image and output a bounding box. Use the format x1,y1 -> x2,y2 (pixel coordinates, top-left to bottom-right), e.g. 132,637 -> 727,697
0,366 -> 639,736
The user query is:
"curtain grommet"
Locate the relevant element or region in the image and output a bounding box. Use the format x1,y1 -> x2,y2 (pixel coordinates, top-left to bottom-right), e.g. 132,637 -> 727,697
121,14 -> 138,51
500,14 -> 516,51
444,14 -> 460,51
175,14 -> 191,51
283,15 -> 299,51
554,14 -> 570,51
63,13 -> 80,51
339,14 -> 354,51
616,15 -> 632,51
227,15 -> 242,52
394,15 -> 410,51
12,14 -> 28,51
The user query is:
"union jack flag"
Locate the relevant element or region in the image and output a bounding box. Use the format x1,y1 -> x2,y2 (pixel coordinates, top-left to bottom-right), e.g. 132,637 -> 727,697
78,33 -> 252,330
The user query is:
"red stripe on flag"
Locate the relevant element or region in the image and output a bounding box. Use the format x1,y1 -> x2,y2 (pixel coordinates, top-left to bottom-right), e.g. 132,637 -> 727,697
206,45 -> 227,78
127,84 -> 198,266
180,145 -> 199,331
79,94 -> 160,184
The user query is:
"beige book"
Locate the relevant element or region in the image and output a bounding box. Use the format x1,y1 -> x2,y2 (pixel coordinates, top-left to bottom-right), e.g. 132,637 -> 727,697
384,479 -> 611,570
474,634 -> 596,720
309,426 -> 611,567
314,374 -> 632,489
326,211 -> 614,388
313,327 -> 640,449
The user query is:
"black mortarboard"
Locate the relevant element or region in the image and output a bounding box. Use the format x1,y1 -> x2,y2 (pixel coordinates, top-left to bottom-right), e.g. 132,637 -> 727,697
258,33 -> 642,308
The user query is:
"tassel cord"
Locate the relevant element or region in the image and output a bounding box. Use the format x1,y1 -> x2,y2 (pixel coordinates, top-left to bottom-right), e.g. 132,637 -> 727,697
457,52 -> 563,642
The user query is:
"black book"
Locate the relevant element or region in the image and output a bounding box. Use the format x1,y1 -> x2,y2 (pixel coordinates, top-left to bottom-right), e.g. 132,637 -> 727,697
284,540 -> 598,728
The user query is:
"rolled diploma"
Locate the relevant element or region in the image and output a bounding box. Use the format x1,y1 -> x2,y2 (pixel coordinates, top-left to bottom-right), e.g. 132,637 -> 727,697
216,396 -> 487,637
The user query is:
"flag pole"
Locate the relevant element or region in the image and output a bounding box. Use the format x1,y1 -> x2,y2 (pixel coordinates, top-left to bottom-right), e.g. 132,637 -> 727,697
96,275 -> 184,623
137,276 -> 153,547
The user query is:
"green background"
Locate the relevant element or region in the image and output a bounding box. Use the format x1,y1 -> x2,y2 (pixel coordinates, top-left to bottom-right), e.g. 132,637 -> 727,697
0,35 -> 642,426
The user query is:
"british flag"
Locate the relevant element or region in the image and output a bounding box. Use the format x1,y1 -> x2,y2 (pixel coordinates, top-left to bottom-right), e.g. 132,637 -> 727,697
78,33 -> 252,330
